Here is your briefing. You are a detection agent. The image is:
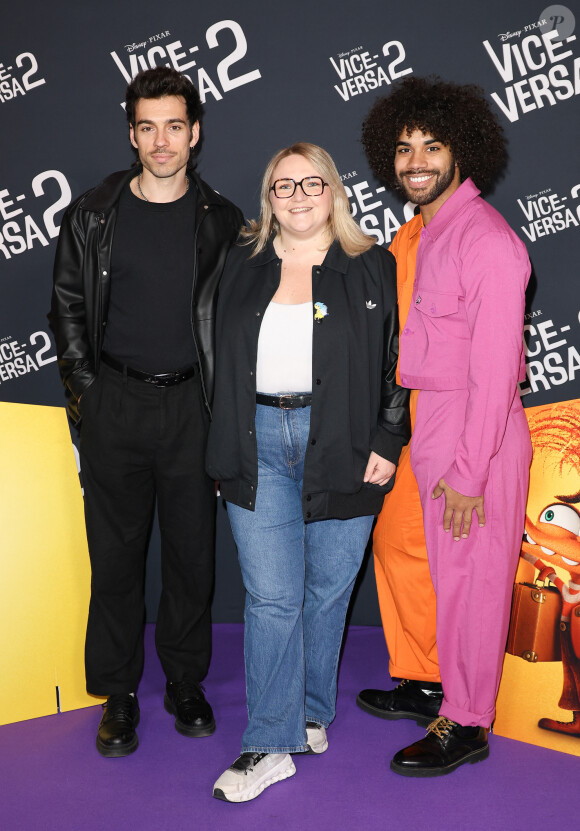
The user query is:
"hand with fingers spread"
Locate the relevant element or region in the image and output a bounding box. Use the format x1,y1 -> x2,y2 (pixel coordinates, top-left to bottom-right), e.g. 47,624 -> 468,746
432,478 -> 485,541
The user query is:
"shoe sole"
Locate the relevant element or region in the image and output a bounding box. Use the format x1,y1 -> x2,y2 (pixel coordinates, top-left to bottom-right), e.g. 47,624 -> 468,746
213,758 -> 296,803
164,695 -> 216,737
390,744 -> 490,777
305,744 -> 328,754
356,695 -> 435,727
96,734 -> 139,758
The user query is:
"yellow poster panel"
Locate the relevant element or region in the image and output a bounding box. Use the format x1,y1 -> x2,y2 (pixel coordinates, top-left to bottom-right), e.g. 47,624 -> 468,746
495,398 -> 580,756
0,402 -> 104,725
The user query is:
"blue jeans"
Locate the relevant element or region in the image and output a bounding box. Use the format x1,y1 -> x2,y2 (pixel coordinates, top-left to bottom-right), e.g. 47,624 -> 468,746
227,403 -> 374,753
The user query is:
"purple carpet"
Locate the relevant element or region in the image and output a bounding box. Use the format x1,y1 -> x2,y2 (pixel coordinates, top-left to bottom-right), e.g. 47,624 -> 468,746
2,624 -> 575,830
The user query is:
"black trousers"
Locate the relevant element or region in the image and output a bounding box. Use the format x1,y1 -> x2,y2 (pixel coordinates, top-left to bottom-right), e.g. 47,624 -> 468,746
79,362 -> 215,695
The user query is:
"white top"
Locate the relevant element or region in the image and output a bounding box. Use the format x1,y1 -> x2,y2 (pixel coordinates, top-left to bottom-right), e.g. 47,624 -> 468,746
256,301 -> 313,393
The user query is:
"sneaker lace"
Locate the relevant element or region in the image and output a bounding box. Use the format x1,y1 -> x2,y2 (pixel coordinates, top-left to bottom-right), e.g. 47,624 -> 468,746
426,716 -> 455,738
231,752 -> 267,773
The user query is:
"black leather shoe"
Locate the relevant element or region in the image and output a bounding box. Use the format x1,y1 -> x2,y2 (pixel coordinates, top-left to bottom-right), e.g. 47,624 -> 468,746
357,679 -> 443,726
96,693 -> 140,757
164,680 -> 216,737
390,716 -> 489,777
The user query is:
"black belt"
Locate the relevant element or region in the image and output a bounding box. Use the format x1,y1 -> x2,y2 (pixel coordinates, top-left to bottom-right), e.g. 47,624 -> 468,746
101,352 -> 198,387
256,393 -> 312,409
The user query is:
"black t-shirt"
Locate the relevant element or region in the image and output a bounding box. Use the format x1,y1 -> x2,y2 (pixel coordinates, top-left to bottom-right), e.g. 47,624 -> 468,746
104,182 -> 197,374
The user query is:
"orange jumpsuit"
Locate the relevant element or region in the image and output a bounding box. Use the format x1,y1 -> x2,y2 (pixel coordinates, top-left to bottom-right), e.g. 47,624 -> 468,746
372,214 -> 440,682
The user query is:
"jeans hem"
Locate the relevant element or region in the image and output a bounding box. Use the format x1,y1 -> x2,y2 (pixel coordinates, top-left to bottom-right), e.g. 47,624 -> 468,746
305,716 -> 329,728
242,745 -> 308,754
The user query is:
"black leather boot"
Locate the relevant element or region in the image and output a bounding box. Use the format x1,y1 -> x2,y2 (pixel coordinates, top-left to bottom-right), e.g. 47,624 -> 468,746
357,679 -> 443,726
96,693 -> 140,757
390,716 -> 489,777
164,680 -> 216,737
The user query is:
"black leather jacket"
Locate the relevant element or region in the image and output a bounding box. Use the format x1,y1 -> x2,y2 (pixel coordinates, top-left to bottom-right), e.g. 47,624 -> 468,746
50,167 -> 243,422
206,240 -> 410,522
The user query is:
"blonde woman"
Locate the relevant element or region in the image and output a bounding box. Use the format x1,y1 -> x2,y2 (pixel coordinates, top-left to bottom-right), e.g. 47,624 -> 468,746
206,143 -> 409,802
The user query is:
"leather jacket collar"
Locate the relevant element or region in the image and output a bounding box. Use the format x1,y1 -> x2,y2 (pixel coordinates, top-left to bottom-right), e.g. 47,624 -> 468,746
80,166 -> 224,214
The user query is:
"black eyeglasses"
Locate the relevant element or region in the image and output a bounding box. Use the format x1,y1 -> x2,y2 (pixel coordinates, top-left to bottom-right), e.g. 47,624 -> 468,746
270,177 -> 328,198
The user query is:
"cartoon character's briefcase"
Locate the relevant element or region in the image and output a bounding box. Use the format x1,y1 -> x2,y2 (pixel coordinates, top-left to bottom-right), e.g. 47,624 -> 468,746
507,580 -> 562,663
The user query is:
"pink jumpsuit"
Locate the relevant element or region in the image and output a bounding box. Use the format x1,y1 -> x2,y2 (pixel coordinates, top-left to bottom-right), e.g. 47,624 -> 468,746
399,179 -> 532,728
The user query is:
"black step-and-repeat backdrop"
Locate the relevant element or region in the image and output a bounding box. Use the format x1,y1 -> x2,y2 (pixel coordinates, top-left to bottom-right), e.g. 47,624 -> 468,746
2,0 -> 578,624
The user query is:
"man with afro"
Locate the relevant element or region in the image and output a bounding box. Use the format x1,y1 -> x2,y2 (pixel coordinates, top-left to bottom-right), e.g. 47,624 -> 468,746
359,76 -> 532,776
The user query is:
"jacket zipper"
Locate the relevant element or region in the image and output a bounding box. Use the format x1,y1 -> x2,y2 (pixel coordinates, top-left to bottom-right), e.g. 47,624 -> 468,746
95,212 -> 106,370
191,203 -> 211,416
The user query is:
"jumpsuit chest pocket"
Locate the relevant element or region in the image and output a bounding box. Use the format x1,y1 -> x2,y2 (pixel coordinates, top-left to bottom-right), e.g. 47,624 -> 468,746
413,290 -> 460,318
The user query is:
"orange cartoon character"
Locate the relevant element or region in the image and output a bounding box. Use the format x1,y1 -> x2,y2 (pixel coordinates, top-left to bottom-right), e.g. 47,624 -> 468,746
521,403 -> 580,736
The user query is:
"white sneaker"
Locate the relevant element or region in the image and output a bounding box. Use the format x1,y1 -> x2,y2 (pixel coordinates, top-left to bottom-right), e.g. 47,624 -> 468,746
213,752 -> 296,802
306,722 -> 328,754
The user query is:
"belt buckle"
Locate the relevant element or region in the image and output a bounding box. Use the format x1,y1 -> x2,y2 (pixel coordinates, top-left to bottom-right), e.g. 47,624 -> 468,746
278,395 -> 294,409
152,373 -> 177,388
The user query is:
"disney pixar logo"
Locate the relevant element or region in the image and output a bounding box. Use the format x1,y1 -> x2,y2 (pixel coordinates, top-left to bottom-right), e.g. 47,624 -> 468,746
125,31 -> 171,53
498,4 -> 576,42
498,19 -> 547,42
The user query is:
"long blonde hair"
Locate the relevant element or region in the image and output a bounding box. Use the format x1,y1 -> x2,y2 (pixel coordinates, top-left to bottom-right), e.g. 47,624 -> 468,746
242,142 -> 375,257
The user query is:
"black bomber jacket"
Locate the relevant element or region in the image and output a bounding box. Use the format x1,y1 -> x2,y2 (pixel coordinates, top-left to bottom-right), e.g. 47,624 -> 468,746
205,239 -> 411,522
50,166 -> 243,422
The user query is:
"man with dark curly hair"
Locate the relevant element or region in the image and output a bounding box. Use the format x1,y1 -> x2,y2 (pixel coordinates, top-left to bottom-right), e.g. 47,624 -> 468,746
359,76 -> 532,776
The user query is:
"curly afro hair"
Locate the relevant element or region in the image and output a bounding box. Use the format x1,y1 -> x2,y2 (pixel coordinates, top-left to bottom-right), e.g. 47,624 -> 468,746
362,76 -> 506,194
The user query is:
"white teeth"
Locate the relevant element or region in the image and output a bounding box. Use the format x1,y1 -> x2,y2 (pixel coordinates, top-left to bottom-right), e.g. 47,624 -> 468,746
408,175 -> 432,183
525,533 -> 537,545
290,207 -> 311,213
540,546 -> 555,556
562,556 -> 580,566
